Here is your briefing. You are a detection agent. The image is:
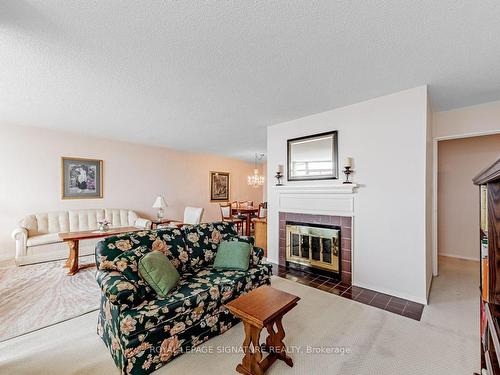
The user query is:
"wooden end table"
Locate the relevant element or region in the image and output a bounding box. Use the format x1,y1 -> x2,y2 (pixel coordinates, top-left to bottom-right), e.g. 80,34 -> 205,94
58,226 -> 144,275
225,286 -> 300,375
253,218 -> 267,257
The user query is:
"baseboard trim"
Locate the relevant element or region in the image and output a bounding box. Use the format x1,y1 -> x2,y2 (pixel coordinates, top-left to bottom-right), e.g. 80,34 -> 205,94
0,254 -> 15,263
266,256 -> 279,265
16,251 -> 94,266
426,273 -> 434,303
439,253 -> 479,262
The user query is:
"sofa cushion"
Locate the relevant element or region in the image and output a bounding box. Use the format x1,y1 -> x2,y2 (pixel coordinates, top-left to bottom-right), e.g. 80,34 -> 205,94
192,264 -> 273,302
96,227 -> 190,273
158,228 -> 191,273
182,222 -> 238,271
139,252 -> 180,298
26,233 -> 63,247
117,263 -> 272,341
68,208 -> 140,232
224,235 -> 266,266
68,209 -> 105,232
213,240 -> 251,271
20,211 -> 69,236
105,209 -> 138,228
117,272 -> 220,340
19,215 -> 39,237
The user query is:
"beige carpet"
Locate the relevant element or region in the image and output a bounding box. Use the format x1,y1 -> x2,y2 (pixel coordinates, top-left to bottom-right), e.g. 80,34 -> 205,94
0,256 -> 99,342
0,257 -> 479,374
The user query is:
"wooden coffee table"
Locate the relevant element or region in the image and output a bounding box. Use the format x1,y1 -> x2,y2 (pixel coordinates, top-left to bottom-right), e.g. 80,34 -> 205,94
225,286 -> 300,375
58,226 -> 144,275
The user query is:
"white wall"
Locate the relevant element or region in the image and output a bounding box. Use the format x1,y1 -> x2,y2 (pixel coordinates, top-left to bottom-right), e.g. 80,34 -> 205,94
267,86 -> 429,303
0,124 -> 263,260
433,99 -> 500,139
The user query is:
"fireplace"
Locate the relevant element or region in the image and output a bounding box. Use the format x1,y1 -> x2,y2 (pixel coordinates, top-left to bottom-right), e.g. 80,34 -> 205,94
285,221 -> 341,278
279,212 -> 352,284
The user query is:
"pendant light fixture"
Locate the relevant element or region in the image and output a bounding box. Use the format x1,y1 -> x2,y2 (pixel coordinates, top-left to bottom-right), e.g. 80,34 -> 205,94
247,153 -> 265,188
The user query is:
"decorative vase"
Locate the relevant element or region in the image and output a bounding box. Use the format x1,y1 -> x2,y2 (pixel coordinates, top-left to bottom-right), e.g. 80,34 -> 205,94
98,222 -> 110,232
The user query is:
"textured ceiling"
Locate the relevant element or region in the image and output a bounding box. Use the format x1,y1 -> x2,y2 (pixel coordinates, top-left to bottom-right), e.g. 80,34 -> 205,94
2,1 -> 500,160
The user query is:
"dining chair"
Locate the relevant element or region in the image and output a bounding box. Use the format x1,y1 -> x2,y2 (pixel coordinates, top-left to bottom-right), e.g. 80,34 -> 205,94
157,207 -> 204,229
220,203 -> 243,233
239,201 -> 253,208
256,202 -> 267,219
184,207 -> 204,225
237,201 -> 253,220
251,203 -> 267,231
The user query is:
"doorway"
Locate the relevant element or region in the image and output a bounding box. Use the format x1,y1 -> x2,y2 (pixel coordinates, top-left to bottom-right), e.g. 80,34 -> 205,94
437,134 -> 500,263
429,134 -> 499,336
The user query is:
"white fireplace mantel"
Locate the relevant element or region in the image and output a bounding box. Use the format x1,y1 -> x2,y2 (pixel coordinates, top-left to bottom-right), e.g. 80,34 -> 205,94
272,183 -> 358,217
272,183 -> 358,194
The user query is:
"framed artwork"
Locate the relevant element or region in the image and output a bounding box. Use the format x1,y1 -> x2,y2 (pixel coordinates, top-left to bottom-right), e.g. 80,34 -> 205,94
61,157 -> 103,199
287,131 -> 338,181
210,171 -> 230,202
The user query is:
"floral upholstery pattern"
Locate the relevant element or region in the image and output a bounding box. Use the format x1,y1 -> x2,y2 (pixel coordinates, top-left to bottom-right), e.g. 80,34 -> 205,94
116,264 -> 272,341
251,247 -> 265,266
228,235 -> 255,245
96,222 -> 272,375
181,222 -> 238,271
96,227 -> 189,273
96,269 -> 140,309
99,246 -> 154,300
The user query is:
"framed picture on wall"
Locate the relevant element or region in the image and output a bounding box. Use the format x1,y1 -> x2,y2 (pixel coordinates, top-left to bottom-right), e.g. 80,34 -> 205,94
61,157 -> 103,199
210,171 -> 230,202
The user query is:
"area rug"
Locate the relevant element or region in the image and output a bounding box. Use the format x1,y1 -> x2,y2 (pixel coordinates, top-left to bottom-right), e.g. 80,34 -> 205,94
0,272 -> 479,374
0,256 -> 99,342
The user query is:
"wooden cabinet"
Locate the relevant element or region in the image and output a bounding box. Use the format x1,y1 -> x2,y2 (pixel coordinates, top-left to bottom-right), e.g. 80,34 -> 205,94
473,157 -> 500,375
253,218 -> 267,257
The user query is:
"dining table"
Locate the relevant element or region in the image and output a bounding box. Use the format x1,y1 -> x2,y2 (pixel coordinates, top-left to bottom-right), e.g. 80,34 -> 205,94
231,206 -> 259,236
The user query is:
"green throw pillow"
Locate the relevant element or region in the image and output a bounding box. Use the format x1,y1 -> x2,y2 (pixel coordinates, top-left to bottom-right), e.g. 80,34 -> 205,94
138,251 -> 180,298
213,240 -> 251,271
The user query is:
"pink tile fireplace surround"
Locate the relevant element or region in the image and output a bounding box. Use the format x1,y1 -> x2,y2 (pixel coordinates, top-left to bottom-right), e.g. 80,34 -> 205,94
278,212 -> 352,285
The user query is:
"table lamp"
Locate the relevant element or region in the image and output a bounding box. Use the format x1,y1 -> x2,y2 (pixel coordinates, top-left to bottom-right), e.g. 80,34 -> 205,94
152,196 -> 167,220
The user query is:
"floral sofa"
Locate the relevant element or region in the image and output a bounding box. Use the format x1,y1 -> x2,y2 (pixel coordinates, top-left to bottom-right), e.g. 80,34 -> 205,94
95,221 -> 272,375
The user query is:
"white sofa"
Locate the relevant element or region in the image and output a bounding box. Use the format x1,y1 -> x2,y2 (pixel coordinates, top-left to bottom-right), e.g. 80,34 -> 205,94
12,208 -> 151,266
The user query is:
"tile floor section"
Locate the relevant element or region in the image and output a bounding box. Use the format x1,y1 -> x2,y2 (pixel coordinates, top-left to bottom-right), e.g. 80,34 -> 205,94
272,264 -> 424,321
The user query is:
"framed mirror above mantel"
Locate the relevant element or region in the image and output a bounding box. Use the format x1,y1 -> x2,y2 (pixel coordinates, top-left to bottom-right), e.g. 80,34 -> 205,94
287,131 -> 338,181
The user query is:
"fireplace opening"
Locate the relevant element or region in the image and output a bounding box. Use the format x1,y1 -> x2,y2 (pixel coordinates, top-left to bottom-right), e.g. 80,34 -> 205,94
285,221 -> 341,279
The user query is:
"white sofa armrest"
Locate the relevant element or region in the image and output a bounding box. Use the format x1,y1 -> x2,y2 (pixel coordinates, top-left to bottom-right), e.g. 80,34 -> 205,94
12,227 -> 28,262
12,227 -> 28,240
134,218 -> 152,230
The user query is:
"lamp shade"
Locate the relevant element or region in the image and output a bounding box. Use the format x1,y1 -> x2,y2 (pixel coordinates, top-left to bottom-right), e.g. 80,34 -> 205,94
152,196 -> 167,209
